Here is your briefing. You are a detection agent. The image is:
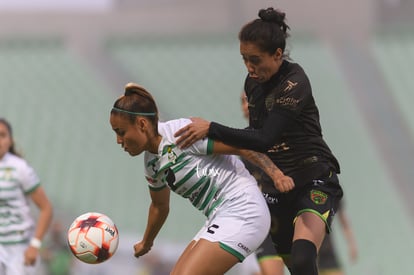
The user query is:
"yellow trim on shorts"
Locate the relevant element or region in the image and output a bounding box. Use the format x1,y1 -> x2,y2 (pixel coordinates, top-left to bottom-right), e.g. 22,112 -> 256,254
257,255 -> 283,263
294,208 -> 332,232
319,268 -> 343,275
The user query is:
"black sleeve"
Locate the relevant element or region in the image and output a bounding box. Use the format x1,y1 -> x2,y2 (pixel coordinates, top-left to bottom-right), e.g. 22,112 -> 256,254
208,109 -> 294,152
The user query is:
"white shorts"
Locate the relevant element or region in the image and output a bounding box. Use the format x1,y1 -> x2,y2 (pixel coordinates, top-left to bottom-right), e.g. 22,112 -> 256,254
193,184 -> 270,261
0,243 -> 38,275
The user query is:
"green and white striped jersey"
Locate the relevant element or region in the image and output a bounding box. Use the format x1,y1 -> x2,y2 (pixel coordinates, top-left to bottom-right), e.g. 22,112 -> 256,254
144,118 -> 257,217
0,153 -> 39,244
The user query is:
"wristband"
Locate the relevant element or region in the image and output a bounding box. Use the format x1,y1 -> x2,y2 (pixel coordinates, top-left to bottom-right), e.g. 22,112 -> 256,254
30,238 -> 42,249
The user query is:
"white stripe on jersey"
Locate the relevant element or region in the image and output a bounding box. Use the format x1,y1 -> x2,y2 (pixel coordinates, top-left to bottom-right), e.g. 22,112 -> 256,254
144,118 -> 257,217
0,153 -> 39,244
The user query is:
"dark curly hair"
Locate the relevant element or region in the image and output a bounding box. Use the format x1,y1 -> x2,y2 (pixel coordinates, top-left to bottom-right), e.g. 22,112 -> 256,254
239,7 -> 290,56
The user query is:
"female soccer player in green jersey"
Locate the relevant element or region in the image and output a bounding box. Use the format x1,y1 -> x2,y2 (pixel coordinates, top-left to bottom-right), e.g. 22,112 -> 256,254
0,118 -> 53,275
109,83 -> 294,275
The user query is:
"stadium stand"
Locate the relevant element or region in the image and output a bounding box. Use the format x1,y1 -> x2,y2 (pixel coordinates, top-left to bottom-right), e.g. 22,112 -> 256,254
372,30 -> 414,137
0,38 -> 145,228
105,36 -> 247,127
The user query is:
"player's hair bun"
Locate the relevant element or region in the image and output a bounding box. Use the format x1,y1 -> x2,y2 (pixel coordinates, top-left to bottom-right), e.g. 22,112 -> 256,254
124,82 -> 149,96
259,7 -> 283,22
258,7 -> 289,33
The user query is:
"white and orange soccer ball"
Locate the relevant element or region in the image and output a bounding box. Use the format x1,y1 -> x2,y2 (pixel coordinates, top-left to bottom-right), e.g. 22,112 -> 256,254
67,212 -> 119,264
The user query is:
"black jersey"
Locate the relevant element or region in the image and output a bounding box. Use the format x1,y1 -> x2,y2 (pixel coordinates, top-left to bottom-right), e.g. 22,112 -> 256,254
209,60 -> 340,188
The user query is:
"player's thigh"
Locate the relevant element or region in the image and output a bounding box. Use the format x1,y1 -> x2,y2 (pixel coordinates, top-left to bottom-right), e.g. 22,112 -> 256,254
174,240 -> 197,272
259,257 -> 285,275
293,211 -> 326,249
293,171 -> 342,248
171,239 -> 239,275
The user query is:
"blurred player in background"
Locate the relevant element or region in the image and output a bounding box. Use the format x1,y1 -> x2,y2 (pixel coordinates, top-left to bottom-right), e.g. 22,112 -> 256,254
109,83 -> 294,275
318,202 -> 358,275
41,219 -> 73,275
255,233 -> 285,275
0,118 -> 53,275
174,7 -> 343,275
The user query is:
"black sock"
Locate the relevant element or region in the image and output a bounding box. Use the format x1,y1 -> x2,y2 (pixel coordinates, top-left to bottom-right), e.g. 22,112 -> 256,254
290,239 -> 318,275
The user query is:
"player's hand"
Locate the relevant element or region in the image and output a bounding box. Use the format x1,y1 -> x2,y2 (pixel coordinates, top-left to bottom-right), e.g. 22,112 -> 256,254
349,242 -> 358,263
174,117 -> 210,148
273,172 -> 295,193
24,246 -> 38,266
134,241 -> 152,258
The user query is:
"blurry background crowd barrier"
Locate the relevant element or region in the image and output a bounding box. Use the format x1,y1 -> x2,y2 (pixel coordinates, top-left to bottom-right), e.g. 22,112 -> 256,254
1,0 -> 413,274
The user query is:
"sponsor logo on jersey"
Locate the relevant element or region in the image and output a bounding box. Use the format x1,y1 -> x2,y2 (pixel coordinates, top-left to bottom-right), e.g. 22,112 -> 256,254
267,142 -> 290,153
196,163 -> 219,178
275,97 -> 300,107
284,80 -> 298,92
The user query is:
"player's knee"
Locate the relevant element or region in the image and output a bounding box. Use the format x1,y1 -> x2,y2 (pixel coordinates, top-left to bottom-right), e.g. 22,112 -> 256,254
290,239 -> 317,275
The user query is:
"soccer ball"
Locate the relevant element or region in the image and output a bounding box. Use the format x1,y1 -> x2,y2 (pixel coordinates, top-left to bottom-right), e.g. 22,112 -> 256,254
67,212 -> 119,264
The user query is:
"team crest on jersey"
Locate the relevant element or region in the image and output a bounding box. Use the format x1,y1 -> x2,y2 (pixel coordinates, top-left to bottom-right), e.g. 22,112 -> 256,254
162,145 -> 178,164
0,167 -> 14,181
265,94 -> 275,111
310,190 -> 328,205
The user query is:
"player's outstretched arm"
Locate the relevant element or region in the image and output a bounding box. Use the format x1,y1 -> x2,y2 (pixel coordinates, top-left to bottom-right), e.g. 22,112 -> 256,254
238,149 -> 295,193
338,209 -> 358,263
212,140 -> 295,193
134,187 -> 170,258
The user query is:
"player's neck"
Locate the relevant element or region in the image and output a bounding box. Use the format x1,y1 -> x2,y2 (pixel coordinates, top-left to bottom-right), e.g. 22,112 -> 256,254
147,134 -> 162,154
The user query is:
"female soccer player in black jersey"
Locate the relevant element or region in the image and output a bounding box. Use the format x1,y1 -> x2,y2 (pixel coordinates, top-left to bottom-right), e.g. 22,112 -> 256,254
175,7 -> 343,275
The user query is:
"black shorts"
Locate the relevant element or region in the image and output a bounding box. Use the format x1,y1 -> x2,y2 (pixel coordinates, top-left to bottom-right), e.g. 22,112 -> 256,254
265,167 -> 343,256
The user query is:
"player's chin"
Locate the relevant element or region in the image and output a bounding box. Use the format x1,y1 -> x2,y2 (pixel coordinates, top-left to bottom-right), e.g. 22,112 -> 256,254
256,76 -> 268,83
128,150 -> 142,156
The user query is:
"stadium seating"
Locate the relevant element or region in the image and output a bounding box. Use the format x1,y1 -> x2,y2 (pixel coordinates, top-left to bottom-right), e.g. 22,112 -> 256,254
105,36 -> 247,127
372,31 -> 414,137
0,38 -> 146,229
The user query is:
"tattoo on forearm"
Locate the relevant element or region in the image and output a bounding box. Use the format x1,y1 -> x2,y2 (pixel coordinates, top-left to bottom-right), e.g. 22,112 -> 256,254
242,150 -> 280,175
